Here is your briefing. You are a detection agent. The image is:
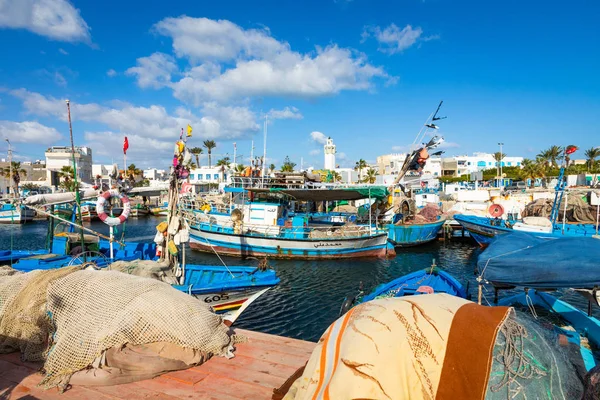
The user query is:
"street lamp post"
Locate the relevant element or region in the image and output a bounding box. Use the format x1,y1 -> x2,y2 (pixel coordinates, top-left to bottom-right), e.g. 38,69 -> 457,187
498,142 -> 504,188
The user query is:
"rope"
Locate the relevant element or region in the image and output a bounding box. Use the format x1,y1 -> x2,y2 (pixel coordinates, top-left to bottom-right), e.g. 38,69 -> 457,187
490,315 -> 547,394
200,236 -> 235,278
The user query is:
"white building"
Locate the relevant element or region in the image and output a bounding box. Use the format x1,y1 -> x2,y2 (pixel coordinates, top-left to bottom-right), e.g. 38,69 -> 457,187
188,167 -> 229,184
45,146 -> 93,184
92,164 -> 117,179
143,168 -> 168,181
324,137 -> 336,170
442,152 -> 524,177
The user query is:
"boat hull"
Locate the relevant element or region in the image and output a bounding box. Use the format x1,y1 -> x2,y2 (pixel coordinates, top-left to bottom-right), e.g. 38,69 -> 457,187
187,287 -> 272,325
189,227 -> 395,259
0,208 -> 36,223
385,220 -> 445,247
454,214 -> 598,247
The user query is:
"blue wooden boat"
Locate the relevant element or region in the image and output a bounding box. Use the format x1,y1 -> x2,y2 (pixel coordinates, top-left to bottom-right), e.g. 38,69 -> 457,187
385,219 -> 445,247
454,214 -> 597,247
0,249 -> 49,263
9,233 -> 279,325
361,267 -> 468,303
498,289 -> 600,372
340,265 -> 468,314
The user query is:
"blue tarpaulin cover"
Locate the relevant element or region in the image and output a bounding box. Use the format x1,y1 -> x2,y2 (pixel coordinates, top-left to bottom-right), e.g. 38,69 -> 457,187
477,232 -> 600,289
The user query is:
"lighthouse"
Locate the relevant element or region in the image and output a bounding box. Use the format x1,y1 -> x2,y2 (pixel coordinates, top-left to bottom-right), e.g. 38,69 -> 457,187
324,137 -> 336,170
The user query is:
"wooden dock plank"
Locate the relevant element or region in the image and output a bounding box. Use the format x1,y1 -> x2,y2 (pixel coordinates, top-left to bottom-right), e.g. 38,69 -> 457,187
0,328 -> 315,400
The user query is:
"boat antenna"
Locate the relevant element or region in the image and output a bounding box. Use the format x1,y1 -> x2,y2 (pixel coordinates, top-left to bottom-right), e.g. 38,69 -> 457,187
66,100 -> 86,261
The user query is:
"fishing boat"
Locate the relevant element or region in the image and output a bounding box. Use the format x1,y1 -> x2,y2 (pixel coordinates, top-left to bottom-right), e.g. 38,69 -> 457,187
454,213 -> 597,246
385,219 -> 445,246
497,289 -> 600,372
149,202 -> 168,216
186,187 -> 395,259
80,201 -> 98,221
0,249 -> 49,263
340,262 -> 468,314
455,146 -> 599,247
130,203 -> 150,217
52,203 -> 73,219
477,232 -> 600,374
172,264 -> 279,324
0,200 -> 36,223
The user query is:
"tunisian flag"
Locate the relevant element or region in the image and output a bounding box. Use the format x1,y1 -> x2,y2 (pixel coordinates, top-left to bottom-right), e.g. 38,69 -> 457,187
123,136 -> 129,155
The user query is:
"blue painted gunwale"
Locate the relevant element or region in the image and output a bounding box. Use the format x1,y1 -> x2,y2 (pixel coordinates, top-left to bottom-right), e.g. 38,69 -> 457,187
385,219 -> 445,247
454,214 -> 597,246
499,289 -> 600,371
360,269 -> 468,303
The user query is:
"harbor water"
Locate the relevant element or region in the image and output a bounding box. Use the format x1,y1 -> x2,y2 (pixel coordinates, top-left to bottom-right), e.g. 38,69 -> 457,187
0,217 -> 592,343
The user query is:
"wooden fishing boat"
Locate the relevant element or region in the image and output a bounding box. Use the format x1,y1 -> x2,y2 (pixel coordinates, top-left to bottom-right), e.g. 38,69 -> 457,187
385,219 -> 445,247
80,201 -> 98,221
130,204 -> 150,217
498,289 -> 600,372
149,204 -> 168,216
0,249 -> 49,263
0,201 -> 36,223
340,264 -> 468,314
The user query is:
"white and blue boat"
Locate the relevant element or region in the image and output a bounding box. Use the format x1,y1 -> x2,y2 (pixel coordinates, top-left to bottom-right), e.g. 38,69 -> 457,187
340,263 -> 468,314
0,200 -> 36,223
385,219 -> 446,247
455,148 -> 598,247
186,187 -> 396,259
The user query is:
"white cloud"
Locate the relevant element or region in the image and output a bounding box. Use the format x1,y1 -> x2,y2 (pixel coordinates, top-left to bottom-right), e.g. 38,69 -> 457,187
309,149 -> 320,156
128,17 -> 392,105
310,131 -> 328,145
10,88 -> 259,142
337,152 -> 347,160
126,52 -> 178,89
267,106 -> 303,120
391,145 -> 408,152
0,0 -> 91,43
438,141 -> 459,149
0,120 -> 62,144
58,48 -> 68,55
53,71 -> 67,86
153,16 -> 286,62
362,23 -> 436,54
106,69 -> 117,77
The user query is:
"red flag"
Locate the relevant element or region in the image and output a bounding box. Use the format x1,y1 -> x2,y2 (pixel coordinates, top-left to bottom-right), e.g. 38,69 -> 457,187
123,136 -> 129,155
565,145 -> 578,155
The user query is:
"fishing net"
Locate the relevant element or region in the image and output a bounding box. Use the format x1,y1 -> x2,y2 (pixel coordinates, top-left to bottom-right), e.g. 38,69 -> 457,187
109,259 -> 178,284
485,308 -> 585,399
0,267 -> 81,360
40,269 -> 237,390
522,196 -> 599,224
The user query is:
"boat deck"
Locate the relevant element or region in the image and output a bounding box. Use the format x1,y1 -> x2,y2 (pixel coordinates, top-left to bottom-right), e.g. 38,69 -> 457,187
0,329 -> 315,400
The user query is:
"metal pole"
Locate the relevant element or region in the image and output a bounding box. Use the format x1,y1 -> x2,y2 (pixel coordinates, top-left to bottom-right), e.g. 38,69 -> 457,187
233,142 -> 237,171
498,142 -> 504,188
261,115 -> 268,187
5,139 -> 11,198
66,100 -> 86,261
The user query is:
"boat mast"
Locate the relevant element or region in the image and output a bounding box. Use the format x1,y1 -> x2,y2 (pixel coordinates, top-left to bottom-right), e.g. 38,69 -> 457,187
5,139 -> 11,198
66,100 -> 86,260
261,115 -> 268,187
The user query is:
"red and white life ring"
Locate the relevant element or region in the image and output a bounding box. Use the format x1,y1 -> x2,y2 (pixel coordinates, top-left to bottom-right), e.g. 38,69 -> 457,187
96,189 -> 131,226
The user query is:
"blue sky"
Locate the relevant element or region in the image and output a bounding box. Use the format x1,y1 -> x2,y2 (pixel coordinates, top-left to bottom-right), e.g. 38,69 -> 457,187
0,0 -> 598,169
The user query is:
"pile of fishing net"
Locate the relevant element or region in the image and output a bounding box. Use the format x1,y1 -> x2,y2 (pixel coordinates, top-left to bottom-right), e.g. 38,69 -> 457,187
308,224 -> 370,239
522,195 -> 599,224
401,203 -> 443,224
0,266 -> 240,391
109,259 -> 179,284
274,294 -> 588,400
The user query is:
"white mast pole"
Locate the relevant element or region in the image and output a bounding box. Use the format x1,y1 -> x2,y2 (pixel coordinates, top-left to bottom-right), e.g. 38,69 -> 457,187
6,139 -> 12,197
261,115 -> 267,187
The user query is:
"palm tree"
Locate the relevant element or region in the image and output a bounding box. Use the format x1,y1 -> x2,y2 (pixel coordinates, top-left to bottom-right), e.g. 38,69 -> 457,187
0,161 -> 27,195
519,159 -> 545,188
281,156 -> 296,172
235,164 -> 246,173
127,163 -> 142,183
585,147 -> 600,171
269,163 -> 276,173
216,156 -> 230,182
493,152 -> 505,177
203,140 -> 216,168
58,165 -> 79,192
537,146 -> 563,168
190,147 -> 203,168
364,168 -> 378,184
332,171 -> 342,182
354,159 -> 367,182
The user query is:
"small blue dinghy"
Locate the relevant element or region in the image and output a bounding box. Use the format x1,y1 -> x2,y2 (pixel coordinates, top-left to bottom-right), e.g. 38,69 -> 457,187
340,261 -> 468,314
